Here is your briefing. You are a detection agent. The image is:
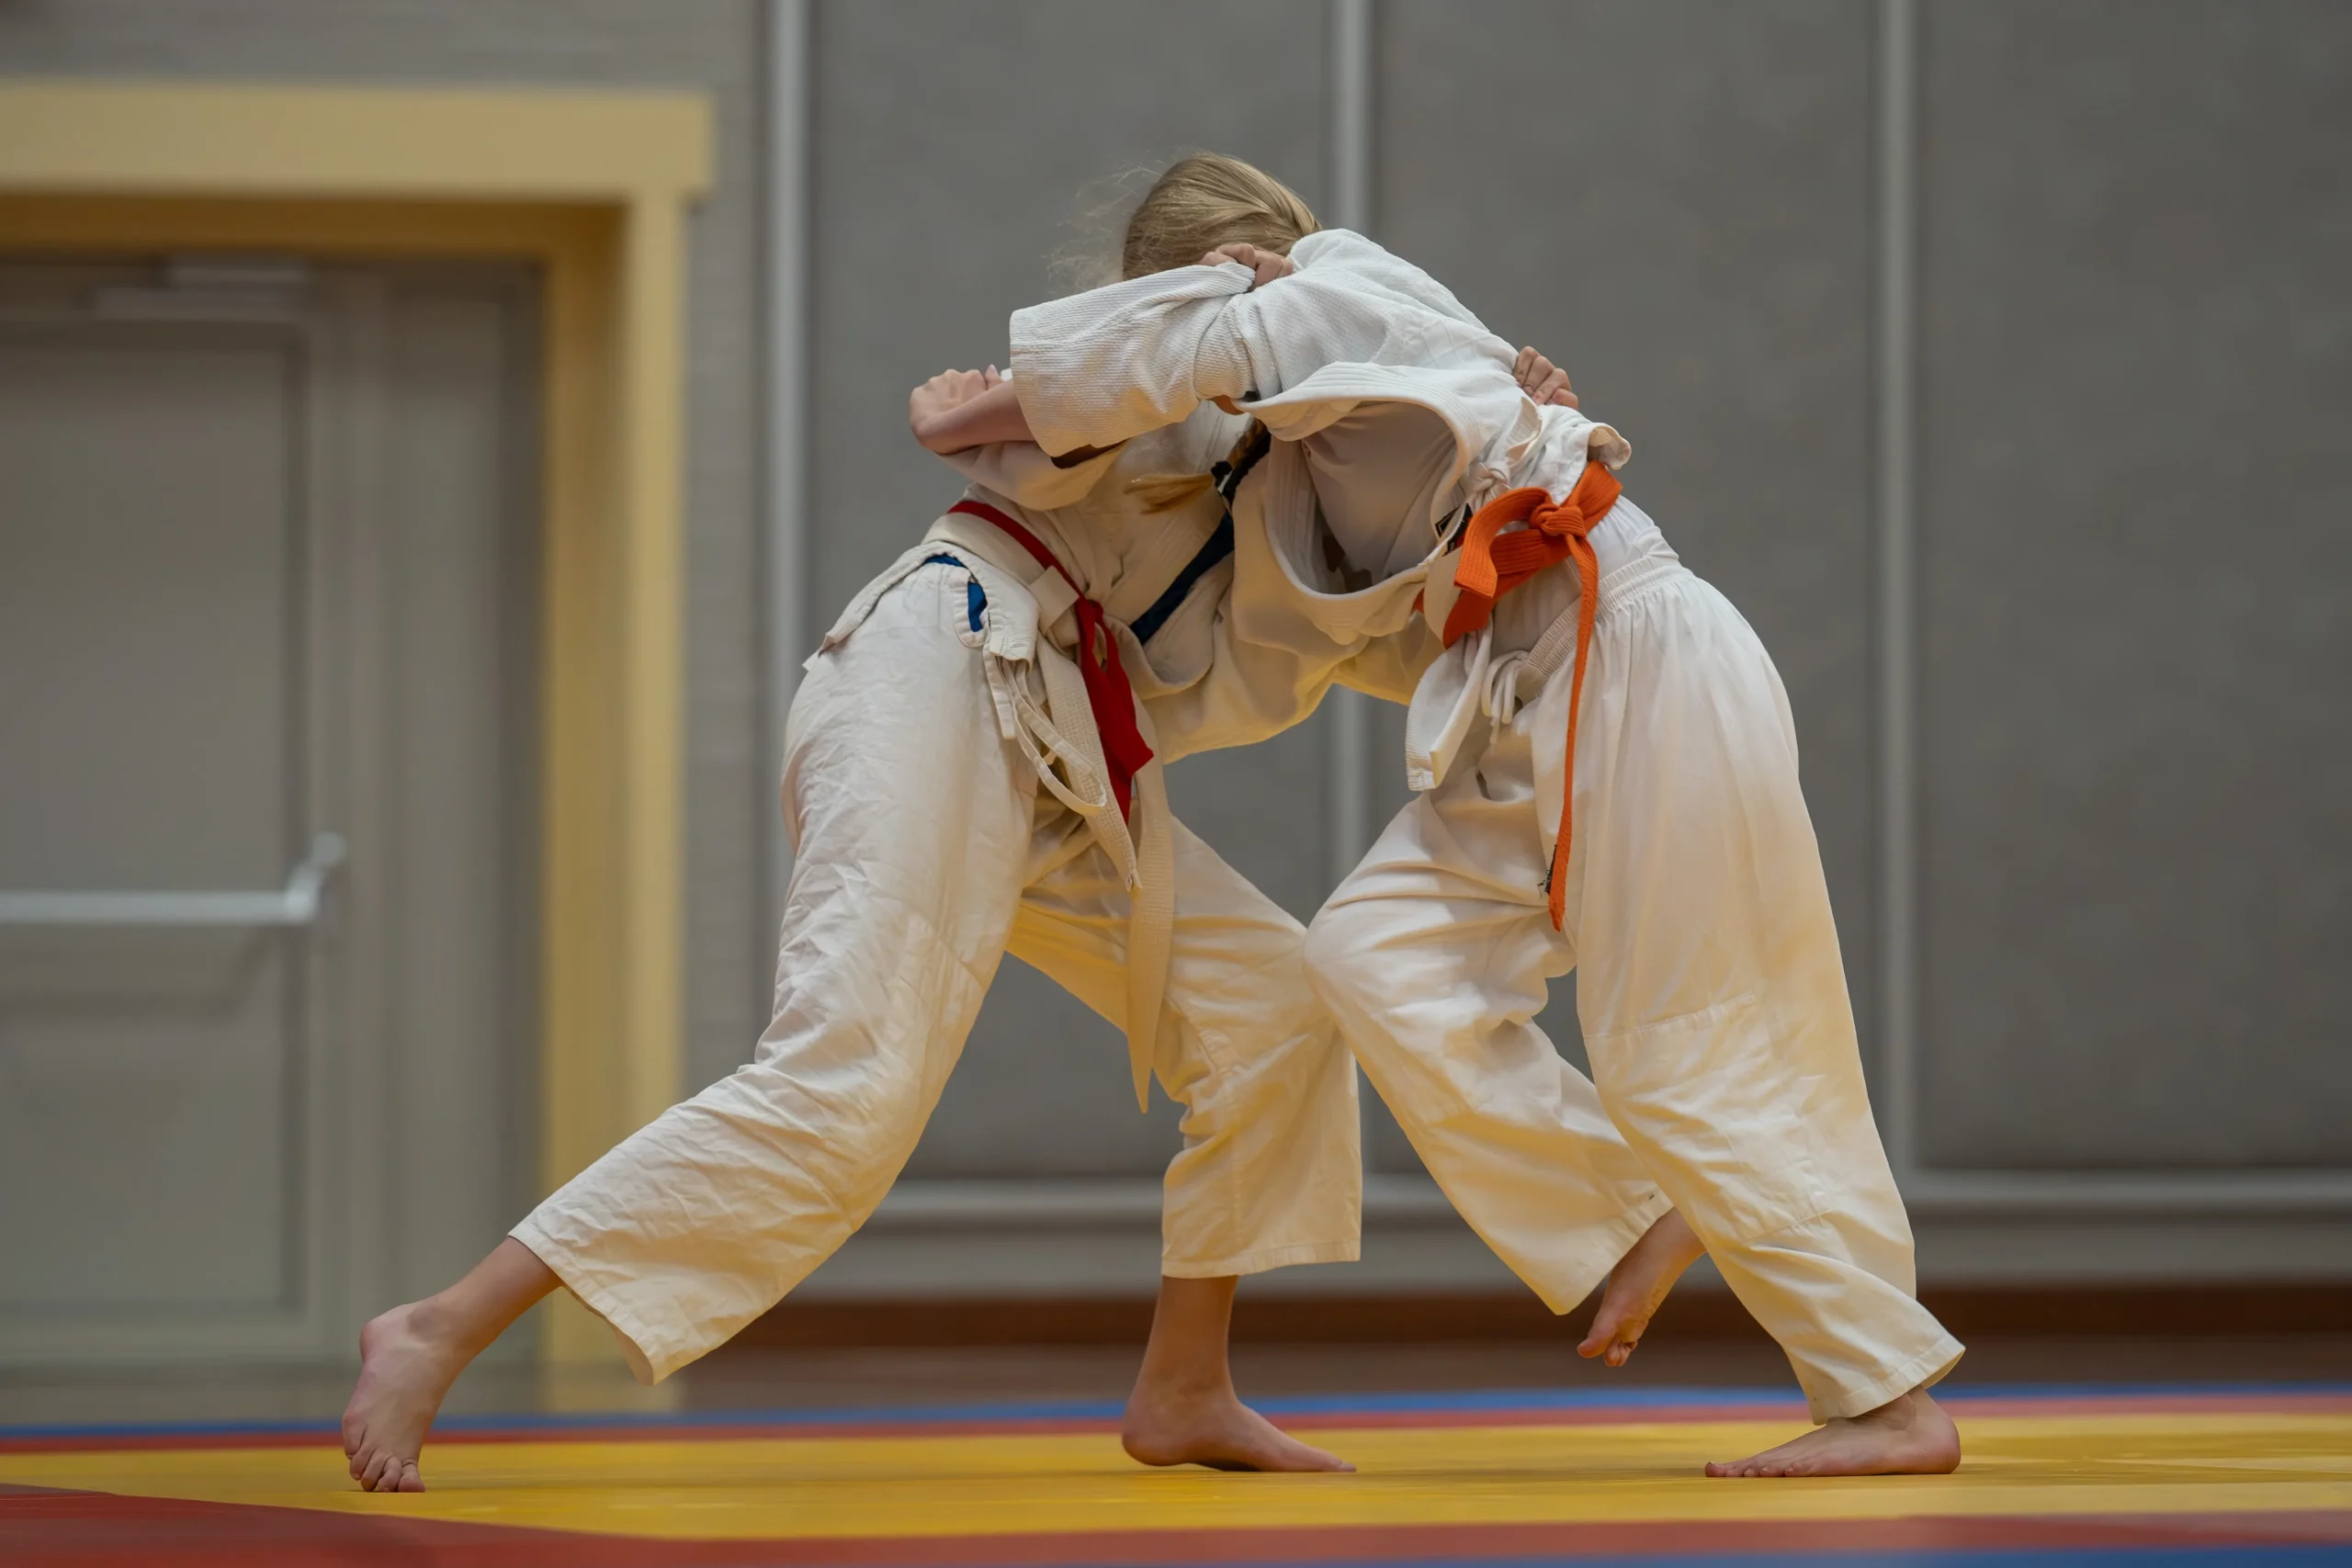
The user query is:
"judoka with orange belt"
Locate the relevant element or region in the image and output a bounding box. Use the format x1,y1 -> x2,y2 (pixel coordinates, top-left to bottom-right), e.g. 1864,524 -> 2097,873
981,200 -> 1967,1479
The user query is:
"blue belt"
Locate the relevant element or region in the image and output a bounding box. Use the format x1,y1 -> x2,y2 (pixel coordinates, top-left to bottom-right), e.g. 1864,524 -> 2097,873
1125,516 -> 1234,645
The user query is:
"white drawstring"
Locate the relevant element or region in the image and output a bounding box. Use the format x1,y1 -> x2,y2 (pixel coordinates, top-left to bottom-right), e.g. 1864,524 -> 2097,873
1481,649 -> 1531,724
1009,682 -> 1113,818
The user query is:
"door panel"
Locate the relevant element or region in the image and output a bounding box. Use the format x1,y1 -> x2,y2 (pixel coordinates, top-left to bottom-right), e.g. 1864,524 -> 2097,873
0,310 -> 309,1324
0,257 -> 539,1364
0,328 -> 300,890
0,930 -> 298,1312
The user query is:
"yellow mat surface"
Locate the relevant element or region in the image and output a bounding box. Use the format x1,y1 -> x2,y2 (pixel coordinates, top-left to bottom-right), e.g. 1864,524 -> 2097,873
7,1407 -> 2348,1542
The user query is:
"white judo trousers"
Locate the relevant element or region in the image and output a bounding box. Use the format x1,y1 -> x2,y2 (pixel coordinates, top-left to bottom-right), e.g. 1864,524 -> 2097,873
1305,526 -> 1963,1424
516,558 -> 1361,1382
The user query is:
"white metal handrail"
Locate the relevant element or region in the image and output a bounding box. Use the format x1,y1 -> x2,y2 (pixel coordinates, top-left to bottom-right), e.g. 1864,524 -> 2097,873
0,833 -> 346,927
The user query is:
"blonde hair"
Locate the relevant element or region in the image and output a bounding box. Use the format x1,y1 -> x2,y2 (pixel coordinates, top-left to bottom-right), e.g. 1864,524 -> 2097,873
1120,152 -> 1319,279
1119,153 -> 1316,510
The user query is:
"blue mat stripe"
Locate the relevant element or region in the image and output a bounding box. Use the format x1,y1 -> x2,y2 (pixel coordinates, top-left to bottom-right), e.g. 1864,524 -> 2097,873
3,1381 -> 2345,1443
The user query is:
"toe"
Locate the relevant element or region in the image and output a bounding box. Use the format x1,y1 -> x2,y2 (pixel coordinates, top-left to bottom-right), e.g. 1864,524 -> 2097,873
1285,1447 -> 1353,1473
1292,1441 -> 1354,1474
395,1460 -> 425,1493
1244,1430 -> 1349,1473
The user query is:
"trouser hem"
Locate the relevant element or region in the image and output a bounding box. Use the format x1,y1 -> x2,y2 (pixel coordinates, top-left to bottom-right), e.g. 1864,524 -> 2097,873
1530,1188 -> 1675,1315
1807,1332 -> 1967,1423
510,1220 -> 676,1387
1162,1238 -> 1361,1280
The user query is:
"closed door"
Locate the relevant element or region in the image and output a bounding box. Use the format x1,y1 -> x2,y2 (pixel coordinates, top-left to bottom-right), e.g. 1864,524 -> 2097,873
0,255 -> 540,1367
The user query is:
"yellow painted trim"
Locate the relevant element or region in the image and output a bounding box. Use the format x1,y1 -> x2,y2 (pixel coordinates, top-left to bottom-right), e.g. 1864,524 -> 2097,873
0,84 -> 707,201
617,199 -> 690,1150
0,83 -> 708,1371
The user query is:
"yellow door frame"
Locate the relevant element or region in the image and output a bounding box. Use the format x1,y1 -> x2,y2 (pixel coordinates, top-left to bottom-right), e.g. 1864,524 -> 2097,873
0,84 -> 710,1363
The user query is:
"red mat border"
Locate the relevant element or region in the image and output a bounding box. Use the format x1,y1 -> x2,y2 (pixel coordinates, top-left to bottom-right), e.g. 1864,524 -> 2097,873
6,1487 -> 2352,1568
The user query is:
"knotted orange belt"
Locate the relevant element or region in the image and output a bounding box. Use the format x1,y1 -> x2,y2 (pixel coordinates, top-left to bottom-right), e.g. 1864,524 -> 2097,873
948,499 -> 1153,820
1440,459 -> 1624,931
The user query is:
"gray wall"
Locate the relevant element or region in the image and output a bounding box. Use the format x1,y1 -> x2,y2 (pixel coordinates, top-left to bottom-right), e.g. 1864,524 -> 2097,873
1913,0 -> 2352,1170
1371,0 -> 1880,1167
800,0 -> 2352,1279
10,0 -> 2346,1295
805,0 -> 1337,1177
801,0 -> 2352,1286
1369,0 -> 2351,1192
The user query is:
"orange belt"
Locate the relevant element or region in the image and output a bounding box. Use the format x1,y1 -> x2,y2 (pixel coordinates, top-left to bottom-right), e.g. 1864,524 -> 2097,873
1440,459 -> 1624,931
948,500 -> 1153,820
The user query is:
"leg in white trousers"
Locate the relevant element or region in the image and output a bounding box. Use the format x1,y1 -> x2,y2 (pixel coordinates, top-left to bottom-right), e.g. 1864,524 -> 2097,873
517,562 -> 1358,1382
1307,570 -> 1961,1422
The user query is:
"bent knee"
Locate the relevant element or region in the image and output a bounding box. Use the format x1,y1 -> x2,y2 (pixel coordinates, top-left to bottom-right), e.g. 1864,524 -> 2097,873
1303,900 -> 1387,1016
723,1052 -> 934,1164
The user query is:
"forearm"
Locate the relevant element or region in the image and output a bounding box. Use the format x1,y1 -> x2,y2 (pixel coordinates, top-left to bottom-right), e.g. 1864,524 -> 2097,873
1009,265 -> 1257,454
913,378 -> 1035,454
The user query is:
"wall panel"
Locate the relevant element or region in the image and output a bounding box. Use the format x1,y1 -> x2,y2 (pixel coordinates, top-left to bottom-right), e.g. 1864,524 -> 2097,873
1372,0 -> 1879,1169
808,0 -> 1332,1176
1914,0 -> 2352,1169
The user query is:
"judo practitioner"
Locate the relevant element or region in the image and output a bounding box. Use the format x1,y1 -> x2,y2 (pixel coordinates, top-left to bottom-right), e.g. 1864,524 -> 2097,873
340,154 -> 1602,1493
961,158 -> 1967,1478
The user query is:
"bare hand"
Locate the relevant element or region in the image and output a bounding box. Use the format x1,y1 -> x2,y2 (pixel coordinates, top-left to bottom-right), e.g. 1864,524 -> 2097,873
1513,345 -> 1578,409
1200,243 -> 1297,289
909,366 -> 1004,453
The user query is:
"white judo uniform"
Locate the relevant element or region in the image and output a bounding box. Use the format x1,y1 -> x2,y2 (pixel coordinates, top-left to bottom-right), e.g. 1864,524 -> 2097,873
514,413 -> 1420,1382
1009,231 -> 1965,1421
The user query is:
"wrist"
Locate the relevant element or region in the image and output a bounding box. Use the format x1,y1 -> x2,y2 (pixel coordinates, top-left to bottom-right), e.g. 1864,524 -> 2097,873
914,407 -> 972,455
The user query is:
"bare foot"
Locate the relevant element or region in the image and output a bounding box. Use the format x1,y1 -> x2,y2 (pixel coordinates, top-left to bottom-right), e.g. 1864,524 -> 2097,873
1578,1207 -> 1706,1367
341,1302 -> 467,1493
1122,1383 -> 1353,1472
1706,1388 -> 1962,1478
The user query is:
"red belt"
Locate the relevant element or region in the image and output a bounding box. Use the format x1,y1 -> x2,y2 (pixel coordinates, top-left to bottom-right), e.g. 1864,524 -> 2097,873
1440,460 -> 1624,931
947,500 -> 1153,820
